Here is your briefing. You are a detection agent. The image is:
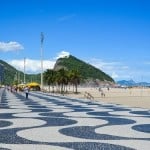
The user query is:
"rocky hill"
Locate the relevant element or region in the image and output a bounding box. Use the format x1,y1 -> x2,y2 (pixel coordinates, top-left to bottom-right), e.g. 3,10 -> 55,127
54,55 -> 114,83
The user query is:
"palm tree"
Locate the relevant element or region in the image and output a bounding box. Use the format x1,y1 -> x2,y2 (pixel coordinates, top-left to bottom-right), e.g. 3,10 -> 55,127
69,69 -> 81,93
43,69 -> 55,92
56,68 -> 68,93
44,68 -> 81,94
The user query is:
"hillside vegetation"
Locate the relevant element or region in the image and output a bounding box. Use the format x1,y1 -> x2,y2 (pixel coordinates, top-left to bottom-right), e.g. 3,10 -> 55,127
0,60 -> 40,85
54,55 -> 114,82
0,55 -> 114,85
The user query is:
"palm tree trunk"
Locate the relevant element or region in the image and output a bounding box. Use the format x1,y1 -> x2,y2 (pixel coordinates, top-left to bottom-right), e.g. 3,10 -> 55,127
75,83 -> 78,93
48,85 -> 50,92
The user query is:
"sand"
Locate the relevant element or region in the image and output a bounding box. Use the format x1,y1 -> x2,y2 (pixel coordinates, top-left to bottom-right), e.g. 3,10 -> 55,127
64,87 -> 150,109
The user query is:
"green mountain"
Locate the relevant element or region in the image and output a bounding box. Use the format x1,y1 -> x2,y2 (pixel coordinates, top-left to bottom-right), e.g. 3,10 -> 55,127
53,55 -> 114,83
0,55 -> 114,85
0,60 -> 40,85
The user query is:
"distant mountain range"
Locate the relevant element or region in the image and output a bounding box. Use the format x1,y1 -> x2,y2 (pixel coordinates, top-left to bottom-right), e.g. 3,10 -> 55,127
117,80 -> 150,87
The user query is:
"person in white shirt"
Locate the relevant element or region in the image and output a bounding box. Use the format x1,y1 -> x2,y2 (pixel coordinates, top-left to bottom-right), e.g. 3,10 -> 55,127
24,86 -> 29,99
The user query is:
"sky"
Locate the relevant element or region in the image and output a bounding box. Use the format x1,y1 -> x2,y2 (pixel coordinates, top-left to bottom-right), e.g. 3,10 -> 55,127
0,0 -> 150,82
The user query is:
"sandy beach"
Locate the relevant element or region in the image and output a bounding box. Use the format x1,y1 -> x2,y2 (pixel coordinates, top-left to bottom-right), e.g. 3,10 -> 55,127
64,87 -> 150,109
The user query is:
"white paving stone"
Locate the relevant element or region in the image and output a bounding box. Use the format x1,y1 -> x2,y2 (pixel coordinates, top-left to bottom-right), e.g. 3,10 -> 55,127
0,118 -> 46,129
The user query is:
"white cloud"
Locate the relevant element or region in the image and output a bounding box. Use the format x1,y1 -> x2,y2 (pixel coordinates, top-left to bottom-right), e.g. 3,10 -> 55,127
0,41 -> 24,52
8,58 -> 55,74
56,50 -> 70,59
111,72 -> 119,79
7,51 -> 70,74
87,58 -> 130,81
6,53 -> 149,82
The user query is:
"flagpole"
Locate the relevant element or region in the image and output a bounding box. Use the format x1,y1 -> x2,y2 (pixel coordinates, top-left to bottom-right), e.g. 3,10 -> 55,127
40,32 -> 44,91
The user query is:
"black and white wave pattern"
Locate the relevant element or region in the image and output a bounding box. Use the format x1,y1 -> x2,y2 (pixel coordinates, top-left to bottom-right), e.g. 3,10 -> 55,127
0,89 -> 150,150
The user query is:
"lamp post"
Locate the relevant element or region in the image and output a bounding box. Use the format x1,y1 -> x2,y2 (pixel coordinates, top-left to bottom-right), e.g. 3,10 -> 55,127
40,32 -> 44,90
24,57 -> 26,84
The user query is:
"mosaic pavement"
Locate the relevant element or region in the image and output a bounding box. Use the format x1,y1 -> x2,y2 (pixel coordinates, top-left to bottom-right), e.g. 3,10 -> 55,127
0,88 -> 150,150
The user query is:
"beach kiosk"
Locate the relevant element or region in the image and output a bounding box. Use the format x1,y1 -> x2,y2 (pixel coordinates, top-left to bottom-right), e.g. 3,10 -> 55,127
26,82 -> 41,91
17,83 -> 26,91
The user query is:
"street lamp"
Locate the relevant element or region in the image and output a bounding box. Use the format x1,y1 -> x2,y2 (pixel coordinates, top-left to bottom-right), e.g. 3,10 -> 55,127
24,57 -> 26,84
40,32 -> 44,90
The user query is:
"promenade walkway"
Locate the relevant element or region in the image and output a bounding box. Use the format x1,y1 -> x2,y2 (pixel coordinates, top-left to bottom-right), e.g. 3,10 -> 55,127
0,89 -> 150,150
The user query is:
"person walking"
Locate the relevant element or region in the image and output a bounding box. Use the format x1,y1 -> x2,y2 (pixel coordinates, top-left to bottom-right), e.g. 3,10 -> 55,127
24,86 -> 29,99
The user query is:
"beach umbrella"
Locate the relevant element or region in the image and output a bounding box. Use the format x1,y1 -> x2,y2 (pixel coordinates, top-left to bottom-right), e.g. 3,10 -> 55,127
26,82 -> 40,87
26,82 -> 41,91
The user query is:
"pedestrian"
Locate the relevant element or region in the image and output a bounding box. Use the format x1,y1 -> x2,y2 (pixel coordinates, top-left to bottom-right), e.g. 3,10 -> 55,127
24,86 -> 29,99
101,90 -> 105,97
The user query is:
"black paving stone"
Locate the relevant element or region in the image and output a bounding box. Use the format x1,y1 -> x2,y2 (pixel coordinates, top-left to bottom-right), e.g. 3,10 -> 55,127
40,112 -> 67,117
130,111 -> 150,116
31,108 -> 51,112
53,142 -> 135,150
73,108 -> 94,112
39,117 -> 77,126
0,120 -> 12,127
132,124 -> 150,133
0,148 -> 11,150
59,126 -> 129,140
0,113 -> 15,119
